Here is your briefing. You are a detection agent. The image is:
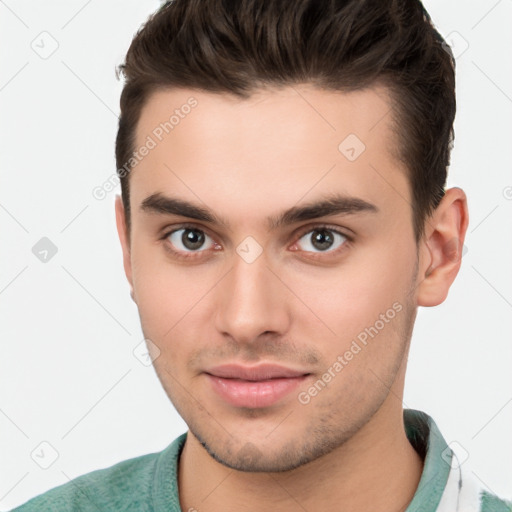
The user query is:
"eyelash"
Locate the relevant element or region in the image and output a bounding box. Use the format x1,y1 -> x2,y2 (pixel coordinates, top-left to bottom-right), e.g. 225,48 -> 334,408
159,223 -> 353,261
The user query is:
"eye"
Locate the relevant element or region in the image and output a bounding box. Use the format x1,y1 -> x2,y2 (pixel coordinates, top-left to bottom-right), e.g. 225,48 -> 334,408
161,224 -> 350,261
293,226 -> 349,254
165,226 -> 218,255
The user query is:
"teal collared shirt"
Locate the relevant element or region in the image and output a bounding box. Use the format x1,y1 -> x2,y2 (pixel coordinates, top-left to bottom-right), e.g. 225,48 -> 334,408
10,409 -> 512,511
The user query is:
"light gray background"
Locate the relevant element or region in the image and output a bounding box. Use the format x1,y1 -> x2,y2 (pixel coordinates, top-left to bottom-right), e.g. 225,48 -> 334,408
1,0 -> 511,509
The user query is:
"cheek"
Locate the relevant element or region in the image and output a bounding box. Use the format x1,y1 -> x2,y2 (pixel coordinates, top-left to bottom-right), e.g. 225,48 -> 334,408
130,246 -> 182,335
290,257 -> 412,335
130,243 -> 223,348
283,239 -> 416,370
130,224 -> 416,353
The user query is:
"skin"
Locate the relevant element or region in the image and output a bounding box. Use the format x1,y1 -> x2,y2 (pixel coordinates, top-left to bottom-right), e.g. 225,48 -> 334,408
115,84 -> 468,512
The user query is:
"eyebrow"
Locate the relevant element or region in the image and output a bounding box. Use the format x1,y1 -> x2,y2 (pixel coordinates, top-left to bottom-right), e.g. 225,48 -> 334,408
140,192 -> 379,230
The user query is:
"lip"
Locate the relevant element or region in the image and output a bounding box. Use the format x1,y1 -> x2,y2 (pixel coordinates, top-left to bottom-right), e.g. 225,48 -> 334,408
205,363 -> 309,381
205,363 -> 310,408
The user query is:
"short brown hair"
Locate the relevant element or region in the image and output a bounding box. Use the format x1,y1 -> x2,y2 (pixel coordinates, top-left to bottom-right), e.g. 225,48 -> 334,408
115,0 -> 455,243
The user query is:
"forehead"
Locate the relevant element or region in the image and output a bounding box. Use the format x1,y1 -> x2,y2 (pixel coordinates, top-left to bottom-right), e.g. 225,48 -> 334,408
130,84 -> 409,227
135,84 -> 398,157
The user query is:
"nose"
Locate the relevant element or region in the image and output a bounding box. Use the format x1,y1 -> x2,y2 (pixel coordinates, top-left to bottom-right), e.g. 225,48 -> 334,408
214,249 -> 291,346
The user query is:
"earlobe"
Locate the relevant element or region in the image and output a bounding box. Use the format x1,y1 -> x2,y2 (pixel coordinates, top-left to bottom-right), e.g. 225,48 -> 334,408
416,187 -> 469,307
114,195 -> 135,301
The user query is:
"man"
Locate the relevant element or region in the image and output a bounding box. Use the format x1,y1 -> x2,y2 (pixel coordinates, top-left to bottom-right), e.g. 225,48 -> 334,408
12,0 -> 511,511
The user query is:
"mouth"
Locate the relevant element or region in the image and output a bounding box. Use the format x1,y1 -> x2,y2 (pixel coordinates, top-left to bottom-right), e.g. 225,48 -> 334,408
204,363 -> 311,408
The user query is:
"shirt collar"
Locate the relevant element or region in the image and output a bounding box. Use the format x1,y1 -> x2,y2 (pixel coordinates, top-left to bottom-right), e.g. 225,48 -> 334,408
404,408 -> 454,512
151,408 -> 454,512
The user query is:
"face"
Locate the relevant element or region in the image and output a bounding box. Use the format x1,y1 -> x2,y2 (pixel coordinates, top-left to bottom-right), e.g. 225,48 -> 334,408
117,84 -> 424,472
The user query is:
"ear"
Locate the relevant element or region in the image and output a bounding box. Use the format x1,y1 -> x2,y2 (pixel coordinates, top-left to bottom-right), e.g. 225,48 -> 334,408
115,195 -> 135,302
416,187 -> 469,307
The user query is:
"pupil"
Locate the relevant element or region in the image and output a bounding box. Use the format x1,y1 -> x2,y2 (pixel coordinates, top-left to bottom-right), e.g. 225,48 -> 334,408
183,229 -> 205,250
312,229 -> 333,251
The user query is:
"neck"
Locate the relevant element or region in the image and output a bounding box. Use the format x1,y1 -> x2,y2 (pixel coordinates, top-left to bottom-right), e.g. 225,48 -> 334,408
178,381 -> 424,512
